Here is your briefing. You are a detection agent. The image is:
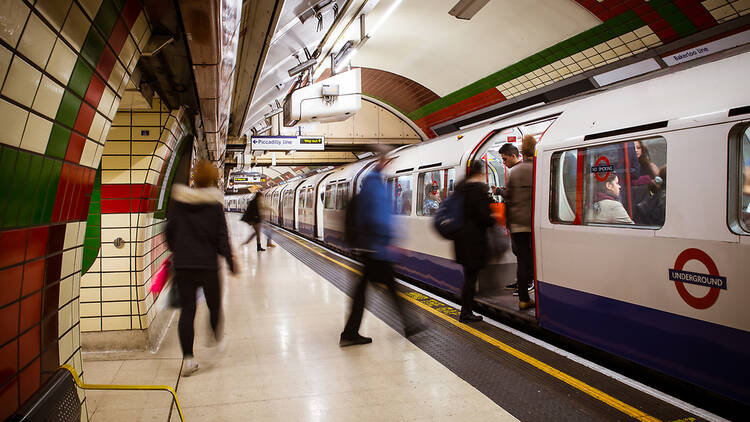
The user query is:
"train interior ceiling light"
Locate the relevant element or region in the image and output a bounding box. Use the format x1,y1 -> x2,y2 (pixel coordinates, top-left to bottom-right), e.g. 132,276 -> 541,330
449,0 -> 491,20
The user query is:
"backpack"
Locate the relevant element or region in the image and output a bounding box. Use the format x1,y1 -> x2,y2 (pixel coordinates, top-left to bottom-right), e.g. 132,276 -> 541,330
344,193 -> 360,247
433,191 -> 464,240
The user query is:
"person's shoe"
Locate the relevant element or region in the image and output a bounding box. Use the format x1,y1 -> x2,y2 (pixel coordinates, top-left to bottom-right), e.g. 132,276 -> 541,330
504,282 -> 518,290
528,281 -> 535,291
459,314 -> 483,323
519,300 -> 536,311
339,333 -> 372,347
257,246 -> 266,251
182,357 -> 199,377
267,243 -> 276,248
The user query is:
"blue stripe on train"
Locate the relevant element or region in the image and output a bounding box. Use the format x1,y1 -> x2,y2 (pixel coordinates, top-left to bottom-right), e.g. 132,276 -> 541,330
537,281 -> 750,405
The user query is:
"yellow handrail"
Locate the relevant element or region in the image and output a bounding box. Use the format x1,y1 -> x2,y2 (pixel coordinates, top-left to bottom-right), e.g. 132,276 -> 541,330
59,364 -> 185,421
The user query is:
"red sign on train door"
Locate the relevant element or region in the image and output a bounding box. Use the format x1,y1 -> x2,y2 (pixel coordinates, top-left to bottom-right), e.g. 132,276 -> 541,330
668,248 -> 727,309
431,180 -> 439,194
591,156 -> 614,182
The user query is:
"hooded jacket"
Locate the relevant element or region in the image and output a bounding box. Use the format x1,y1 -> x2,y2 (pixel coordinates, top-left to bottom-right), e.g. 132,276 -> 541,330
356,169 -> 394,261
166,184 -> 234,272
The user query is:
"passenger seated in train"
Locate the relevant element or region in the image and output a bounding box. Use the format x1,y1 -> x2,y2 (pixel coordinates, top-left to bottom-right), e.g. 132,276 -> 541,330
586,173 -> 634,224
422,185 -> 440,216
635,166 -> 666,226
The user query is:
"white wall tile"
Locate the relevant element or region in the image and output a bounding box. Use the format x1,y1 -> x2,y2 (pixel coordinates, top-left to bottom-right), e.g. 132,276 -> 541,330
61,3 -> 90,52
18,13 -> 56,67
36,0 -> 74,30
61,249 -> 77,278
32,75 -> 65,118
101,286 -> 130,302
0,98 -> 29,148
0,0 -> 30,48
0,45 -> 11,85
64,222 -> 80,249
101,316 -> 130,331
79,139 -> 97,167
99,256 -> 129,272
3,56 -> 41,107
46,38 -> 77,85
79,286 -> 100,302
101,301 -> 130,316
79,317 -> 101,332
101,213 -> 129,227
20,113 -> 53,154
101,271 -> 130,287
59,275 -> 74,308
80,272 -> 99,288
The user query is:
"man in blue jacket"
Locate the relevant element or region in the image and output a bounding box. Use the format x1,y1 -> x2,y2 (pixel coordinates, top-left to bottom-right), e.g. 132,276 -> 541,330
340,153 -> 413,346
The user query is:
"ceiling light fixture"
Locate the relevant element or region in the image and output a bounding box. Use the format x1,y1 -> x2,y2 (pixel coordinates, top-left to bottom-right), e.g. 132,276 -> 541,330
448,0 -> 490,20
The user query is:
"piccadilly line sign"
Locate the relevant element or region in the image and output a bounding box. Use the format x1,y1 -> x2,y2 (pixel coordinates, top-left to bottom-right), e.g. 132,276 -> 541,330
250,135 -> 325,151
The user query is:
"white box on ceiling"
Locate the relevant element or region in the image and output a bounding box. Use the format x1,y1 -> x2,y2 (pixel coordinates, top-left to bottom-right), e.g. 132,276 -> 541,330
284,68 -> 362,126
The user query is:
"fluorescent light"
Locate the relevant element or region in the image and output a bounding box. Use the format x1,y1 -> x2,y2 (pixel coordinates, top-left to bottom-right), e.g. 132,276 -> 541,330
449,0 -> 490,20
369,0 -> 403,38
334,47 -> 357,73
592,58 -> 661,87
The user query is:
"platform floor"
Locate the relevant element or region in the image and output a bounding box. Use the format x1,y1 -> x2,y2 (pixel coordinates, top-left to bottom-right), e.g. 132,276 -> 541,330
81,215 -> 516,421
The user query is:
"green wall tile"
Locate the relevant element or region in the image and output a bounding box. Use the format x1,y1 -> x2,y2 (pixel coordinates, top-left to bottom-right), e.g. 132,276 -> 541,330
46,124 -> 72,159
68,58 -> 94,98
0,147 -> 17,224
81,168 -> 102,274
41,159 -> 63,223
94,0 -> 120,38
32,160 -> 53,224
19,154 -> 44,226
4,151 -> 31,227
55,91 -> 82,128
81,29 -> 107,69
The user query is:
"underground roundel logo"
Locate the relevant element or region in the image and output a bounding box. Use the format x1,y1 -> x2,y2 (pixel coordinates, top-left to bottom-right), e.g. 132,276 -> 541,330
431,180 -> 439,194
591,156 -> 614,182
669,248 -> 727,309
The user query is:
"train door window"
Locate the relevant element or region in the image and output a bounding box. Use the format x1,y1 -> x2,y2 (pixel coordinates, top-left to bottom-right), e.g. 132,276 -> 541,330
550,150 -> 578,223
393,175 -> 413,215
729,126 -> 750,234
550,137 -> 666,227
299,189 -> 307,209
308,187 -> 314,208
417,169 -> 453,216
335,182 -> 348,210
324,184 -> 335,209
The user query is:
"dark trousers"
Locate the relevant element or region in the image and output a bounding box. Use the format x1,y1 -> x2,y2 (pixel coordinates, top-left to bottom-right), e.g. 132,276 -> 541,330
460,267 -> 479,317
342,256 -> 406,337
176,269 -> 222,357
243,222 -> 262,247
510,232 -> 534,302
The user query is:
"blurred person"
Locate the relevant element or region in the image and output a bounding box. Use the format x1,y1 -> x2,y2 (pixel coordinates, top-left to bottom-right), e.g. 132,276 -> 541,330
453,160 -> 495,322
166,160 -> 236,376
503,135 -> 537,311
241,186 -> 268,251
586,173 -> 634,225
340,153 -> 417,346
636,166 -> 666,226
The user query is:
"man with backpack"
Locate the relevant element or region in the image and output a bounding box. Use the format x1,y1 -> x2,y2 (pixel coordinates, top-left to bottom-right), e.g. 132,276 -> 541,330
451,161 -> 496,322
340,153 -> 414,346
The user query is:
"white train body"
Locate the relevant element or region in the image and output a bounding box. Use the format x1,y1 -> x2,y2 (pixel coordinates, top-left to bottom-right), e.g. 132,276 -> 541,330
262,48 -> 750,404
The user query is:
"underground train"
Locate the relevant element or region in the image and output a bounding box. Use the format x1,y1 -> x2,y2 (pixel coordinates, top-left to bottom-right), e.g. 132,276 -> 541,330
260,49 -> 750,405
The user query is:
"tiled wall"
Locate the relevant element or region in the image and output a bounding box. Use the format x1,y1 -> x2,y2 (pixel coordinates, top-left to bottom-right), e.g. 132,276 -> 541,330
80,98 -> 192,333
405,0 -> 750,137
0,0 -> 150,419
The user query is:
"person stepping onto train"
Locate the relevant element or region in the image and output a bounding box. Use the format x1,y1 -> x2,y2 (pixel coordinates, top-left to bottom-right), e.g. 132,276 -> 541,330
502,135 -> 537,311
453,160 -> 496,323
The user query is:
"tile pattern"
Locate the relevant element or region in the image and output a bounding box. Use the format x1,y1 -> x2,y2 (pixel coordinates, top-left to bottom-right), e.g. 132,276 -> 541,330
80,99 -> 192,333
0,0 -> 150,419
403,0 -> 750,137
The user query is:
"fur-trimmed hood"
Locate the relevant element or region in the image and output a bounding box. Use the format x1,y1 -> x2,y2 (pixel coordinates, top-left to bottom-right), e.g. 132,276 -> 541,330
171,184 -> 223,205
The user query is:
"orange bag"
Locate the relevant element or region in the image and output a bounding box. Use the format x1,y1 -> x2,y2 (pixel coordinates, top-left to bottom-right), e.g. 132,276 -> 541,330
490,202 -> 506,226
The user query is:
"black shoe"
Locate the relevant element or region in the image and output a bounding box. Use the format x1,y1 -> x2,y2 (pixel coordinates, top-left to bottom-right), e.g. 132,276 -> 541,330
459,314 -> 483,323
339,333 -> 372,347
257,246 -> 266,251
504,282 -> 518,290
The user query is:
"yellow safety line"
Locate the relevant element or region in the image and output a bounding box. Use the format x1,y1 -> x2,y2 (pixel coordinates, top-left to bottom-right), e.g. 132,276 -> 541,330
273,228 -> 661,422
60,364 -> 185,422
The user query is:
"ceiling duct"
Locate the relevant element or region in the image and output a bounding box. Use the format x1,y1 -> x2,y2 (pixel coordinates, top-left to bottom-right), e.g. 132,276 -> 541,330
448,0 -> 490,20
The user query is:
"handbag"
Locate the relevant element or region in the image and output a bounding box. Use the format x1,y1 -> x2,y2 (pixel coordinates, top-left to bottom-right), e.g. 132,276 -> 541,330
487,224 -> 511,258
149,258 -> 172,294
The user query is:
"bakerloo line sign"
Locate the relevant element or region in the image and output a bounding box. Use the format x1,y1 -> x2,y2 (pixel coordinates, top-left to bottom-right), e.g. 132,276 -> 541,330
250,135 -> 325,151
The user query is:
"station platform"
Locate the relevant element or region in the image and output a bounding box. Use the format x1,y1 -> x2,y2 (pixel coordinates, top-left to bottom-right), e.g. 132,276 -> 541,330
80,214 -> 719,421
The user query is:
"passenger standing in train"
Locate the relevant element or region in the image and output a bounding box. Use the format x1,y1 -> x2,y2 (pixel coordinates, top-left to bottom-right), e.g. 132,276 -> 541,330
454,160 -> 495,322
635,166 -> 666,226
503,135 -> 536,311
422,184 -> 440,216
586,173 -> 634,224
494,143 -> 526,293
340,153 -> 413,346
166,160 -> 236,376
241,186 -> 267,251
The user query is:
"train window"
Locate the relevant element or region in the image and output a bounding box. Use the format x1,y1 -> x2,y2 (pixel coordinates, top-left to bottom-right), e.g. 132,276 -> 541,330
730,126 -> 750,234
393,175 -> 413,215
335,183 -> 348,210
550,137 -> 666,227
308,187 -> 314,208
416,169 -> 455,216
324,184 -> 335,209
550,150 -> 578,223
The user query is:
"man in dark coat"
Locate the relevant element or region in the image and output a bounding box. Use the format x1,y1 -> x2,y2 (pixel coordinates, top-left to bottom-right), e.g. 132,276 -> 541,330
242,186 -> 267,251
454,160 -> 495,322
166,160 -> 236,376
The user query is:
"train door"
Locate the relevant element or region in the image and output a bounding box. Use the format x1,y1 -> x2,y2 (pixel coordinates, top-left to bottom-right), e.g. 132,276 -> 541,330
315,173 -> 333,239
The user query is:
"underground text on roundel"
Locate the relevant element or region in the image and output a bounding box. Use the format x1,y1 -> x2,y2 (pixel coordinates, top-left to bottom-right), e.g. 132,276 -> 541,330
668,269 -> 727,290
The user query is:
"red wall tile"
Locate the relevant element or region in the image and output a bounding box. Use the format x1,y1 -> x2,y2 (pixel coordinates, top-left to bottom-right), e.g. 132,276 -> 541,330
0,266 -> 23,307
21,260 -> 45,296
25,227 -> 48,260
0,229 -> 27,268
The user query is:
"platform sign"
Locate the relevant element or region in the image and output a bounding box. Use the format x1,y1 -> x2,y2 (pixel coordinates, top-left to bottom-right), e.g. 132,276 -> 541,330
662,29 -> 750,66
250,135 -> 325,151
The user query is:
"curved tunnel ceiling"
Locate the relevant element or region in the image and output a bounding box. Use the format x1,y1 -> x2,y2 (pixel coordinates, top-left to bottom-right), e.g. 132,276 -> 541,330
231,0 -> 750,141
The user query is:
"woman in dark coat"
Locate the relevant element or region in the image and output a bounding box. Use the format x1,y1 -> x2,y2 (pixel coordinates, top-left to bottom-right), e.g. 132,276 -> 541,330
453,160 -> 495,322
